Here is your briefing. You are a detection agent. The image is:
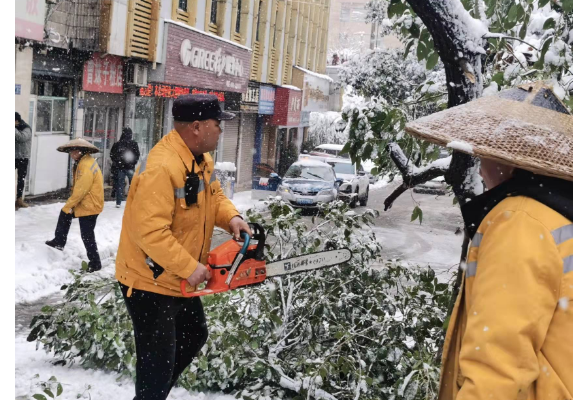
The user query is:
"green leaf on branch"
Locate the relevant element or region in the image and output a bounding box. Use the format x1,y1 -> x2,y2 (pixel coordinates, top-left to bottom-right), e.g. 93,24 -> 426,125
33,395 -> 47,400
543,18 -> 555,30
426,51 -> 439,70
491,71 -> 504,87
562,0 -> 572,12
416,41 -> 428,62
534,36 -> 553,70
411,206 -> 423,225
388,1 -> 406,18
507,4 -> 518,21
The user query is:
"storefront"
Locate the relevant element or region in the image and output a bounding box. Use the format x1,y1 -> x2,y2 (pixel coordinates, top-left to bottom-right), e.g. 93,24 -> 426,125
271,87 -> 302,176
27,47 -> 80,195
139,20 -> 252,166
80,53 -> 125,182
236,83 -> 261,191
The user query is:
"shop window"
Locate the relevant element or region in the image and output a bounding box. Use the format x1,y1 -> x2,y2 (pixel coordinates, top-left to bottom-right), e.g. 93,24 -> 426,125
31,80 -> 70,98
179,0 -> 188,11
36,98 -> 67,133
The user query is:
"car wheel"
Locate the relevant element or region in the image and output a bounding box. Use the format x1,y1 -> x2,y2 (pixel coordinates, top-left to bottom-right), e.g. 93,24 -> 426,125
350,189 -> 358,208
359,187 -> 369,206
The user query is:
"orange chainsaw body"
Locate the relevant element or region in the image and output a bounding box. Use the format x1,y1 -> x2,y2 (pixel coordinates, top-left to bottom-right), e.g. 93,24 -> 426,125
181,224 -> 268,297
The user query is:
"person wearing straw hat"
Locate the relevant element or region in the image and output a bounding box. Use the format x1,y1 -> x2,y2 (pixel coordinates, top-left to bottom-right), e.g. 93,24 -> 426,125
404,82 -> 572,399
45,138 -> 104,273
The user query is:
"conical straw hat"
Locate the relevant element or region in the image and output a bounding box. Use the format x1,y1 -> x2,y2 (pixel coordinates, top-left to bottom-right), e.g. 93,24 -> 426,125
57,138 -> 100,154
405,82 -> 573,181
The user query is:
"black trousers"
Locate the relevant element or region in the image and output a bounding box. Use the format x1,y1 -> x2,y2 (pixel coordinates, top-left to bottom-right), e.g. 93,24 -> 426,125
53,211 -> 101,268
119,283 -> 208,400
15,158 -> 28,199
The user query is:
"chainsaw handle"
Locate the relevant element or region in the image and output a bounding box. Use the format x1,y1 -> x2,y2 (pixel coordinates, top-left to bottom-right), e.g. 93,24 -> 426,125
238,231 -> 251,254
180,264 -> 227,297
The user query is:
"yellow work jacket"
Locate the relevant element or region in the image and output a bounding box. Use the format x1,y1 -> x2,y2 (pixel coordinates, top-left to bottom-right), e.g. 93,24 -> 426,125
62,154 -> 104,217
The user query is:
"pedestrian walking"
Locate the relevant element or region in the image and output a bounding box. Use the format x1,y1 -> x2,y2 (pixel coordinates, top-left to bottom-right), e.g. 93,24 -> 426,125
110,127 -> 140,207
15,112 -> 32,210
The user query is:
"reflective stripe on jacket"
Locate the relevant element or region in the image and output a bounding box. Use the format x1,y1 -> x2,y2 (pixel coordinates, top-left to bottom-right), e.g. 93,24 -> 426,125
62,154 -> 104,217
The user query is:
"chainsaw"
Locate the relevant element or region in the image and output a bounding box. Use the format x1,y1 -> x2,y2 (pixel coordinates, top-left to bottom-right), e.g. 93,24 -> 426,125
180,223 -> 352,297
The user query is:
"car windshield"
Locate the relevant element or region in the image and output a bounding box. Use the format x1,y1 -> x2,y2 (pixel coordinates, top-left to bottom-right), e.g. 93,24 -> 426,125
329,162 -> 355,175
285,165 -> 334,181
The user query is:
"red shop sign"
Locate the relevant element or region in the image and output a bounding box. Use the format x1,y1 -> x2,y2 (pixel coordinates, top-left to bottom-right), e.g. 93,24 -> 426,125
82,53 -> 124,94
137,83 -> 226,102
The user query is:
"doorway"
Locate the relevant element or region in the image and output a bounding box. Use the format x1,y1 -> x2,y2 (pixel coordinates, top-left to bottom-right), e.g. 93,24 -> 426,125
83,107 -> 121,181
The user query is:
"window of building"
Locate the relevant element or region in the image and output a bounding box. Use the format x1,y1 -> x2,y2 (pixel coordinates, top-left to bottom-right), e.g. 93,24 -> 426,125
211,0 -> 218,24
36,97 -> 67,133
236,0 -> 242,33
178,0 -> 188,11
272,8 -> 279,47
255,1 -> 263,41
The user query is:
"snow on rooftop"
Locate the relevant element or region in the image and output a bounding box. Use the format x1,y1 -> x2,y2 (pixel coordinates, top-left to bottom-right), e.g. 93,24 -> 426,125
280,84 -> 302,91
293,66 -> 335,83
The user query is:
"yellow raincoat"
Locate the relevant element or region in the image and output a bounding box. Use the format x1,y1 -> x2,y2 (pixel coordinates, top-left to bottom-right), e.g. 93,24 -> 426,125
439,196 -> 573,399
62,153 -> 104,217
115,129 -> 240,297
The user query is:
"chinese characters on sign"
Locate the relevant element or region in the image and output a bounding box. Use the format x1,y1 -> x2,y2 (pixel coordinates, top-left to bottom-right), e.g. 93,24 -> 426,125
287,90 -> 303,126
259,85 -> 276,115
82,53 -> 123,94
137,83 -> 226,101
15,0 -> 46,41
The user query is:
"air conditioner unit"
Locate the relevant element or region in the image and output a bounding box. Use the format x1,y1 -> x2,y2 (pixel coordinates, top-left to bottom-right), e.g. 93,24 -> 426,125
126,63 -> 148,87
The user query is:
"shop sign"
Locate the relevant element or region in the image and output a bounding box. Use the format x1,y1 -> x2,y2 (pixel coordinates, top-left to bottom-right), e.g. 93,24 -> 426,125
137,83 -> 226,102
302,73 -> 330,112
300,111 -> 311,127
165,23 -> 252,94
259,85 -> 275,115
15,0 -> 46,41
272,88 -> 302,127
15,84 -> 21,95
82,53 -> 124,94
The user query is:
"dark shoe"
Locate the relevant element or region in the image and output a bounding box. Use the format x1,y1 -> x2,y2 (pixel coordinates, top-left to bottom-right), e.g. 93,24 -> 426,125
16,198 -> 29,208
45,239 -> 64,251
87,262 -> 102,273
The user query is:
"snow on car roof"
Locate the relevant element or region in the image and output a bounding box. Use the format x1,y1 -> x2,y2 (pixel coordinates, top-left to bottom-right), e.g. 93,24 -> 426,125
316,144 -> 345,151
326,158 -> 352,164
294,159 -> 331,167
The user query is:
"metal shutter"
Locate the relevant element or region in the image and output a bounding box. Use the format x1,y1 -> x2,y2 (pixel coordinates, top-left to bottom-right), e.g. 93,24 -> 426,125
222,118 -> 240,164
237,114 -> 257,189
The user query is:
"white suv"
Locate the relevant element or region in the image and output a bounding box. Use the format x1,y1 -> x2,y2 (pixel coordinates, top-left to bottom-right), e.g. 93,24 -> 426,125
327,159 -> 370,208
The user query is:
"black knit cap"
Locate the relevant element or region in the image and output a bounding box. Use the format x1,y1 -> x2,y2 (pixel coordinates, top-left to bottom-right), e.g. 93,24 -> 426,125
172,94 -> 235,122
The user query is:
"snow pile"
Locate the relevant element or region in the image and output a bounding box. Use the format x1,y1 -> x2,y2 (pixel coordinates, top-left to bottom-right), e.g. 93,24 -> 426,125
215,162 -> 237,172
231,191 -> 268,214
370,179 -> 390,191
15,202 -> 124,304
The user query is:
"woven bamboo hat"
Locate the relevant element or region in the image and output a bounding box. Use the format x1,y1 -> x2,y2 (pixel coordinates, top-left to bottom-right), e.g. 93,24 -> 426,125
57,138 -> 100,154
405,82 -> 573,181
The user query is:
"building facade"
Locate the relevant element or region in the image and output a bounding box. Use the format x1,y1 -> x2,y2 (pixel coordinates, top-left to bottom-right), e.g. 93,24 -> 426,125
16,0 -> 336,196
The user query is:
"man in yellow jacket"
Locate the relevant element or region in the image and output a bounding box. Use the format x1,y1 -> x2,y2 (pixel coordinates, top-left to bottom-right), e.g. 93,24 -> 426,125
46,139 -> 104,272
115,94 -> 252,400
404,82 -> 572,399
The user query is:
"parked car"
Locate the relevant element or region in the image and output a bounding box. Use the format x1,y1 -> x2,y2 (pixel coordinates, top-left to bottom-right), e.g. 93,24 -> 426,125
276,160 -> 341,208
308,144 -> 350,159
413,176 -> 448,195
326,159 -> 370,208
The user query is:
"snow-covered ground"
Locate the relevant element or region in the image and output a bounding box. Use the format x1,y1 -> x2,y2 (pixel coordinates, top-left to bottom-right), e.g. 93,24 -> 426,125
15,193 -> 260,304
15,337 -> 236,400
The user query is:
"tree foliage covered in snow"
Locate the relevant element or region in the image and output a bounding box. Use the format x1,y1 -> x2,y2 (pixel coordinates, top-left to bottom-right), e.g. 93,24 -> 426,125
28,198 -> 453,399
340,0 -> 572,207
338,50 -> 447,182
307,111 -> 348,146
